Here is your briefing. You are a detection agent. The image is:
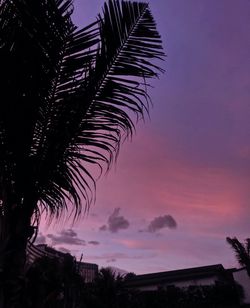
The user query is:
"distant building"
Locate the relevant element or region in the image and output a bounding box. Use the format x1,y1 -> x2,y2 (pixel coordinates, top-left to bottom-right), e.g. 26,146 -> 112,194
77,261 -> 98,283
27,243 -> 67,263
125,264 -> 233,291
26,242 -> 98,283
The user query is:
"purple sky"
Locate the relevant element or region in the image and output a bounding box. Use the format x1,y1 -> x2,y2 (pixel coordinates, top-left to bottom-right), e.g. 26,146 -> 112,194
39,0 -> 250,274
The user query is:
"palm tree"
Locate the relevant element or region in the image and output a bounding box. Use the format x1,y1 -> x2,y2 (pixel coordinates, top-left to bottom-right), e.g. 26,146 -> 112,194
0,0 -> 164,306
93,267 -> 124,308
226,237 -> 250,276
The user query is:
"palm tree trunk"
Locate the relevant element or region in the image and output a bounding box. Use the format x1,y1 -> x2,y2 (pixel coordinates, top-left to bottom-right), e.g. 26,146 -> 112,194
0,207 -> 33,308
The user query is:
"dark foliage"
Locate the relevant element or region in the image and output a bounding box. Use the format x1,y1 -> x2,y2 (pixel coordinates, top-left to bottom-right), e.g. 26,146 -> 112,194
227,237 -> 250,276
22,263 -> 243,308
0,0 -> 164,224
116,284 -> 242,308
0,1 -> 163,305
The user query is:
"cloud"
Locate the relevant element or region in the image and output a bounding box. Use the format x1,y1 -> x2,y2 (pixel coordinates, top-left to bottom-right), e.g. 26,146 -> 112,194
88,241 -> 100,245
47,229 -> 86,246
146,215 -> 177,233
100,208 -> 130,233
108,208 -> 130,233
35,233 -> 46,245
99,225 -> 107,231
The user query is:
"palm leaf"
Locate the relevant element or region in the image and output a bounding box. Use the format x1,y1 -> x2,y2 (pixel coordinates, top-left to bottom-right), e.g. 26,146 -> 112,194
245,238 -> 250,257
0,0 -> 164,224
226,237 -> 250,267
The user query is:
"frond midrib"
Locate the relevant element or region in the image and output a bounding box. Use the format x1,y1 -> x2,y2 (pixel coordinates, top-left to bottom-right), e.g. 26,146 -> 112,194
93,3 -> 149,108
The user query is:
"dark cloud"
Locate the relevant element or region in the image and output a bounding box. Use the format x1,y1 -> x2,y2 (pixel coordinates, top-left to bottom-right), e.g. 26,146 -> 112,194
47,229 -> 86,246
88,241 -> 100,245
146,215 -> 177,232
100,208 -> 130,233
35,233 -> 46,245
99,225 -> 107,231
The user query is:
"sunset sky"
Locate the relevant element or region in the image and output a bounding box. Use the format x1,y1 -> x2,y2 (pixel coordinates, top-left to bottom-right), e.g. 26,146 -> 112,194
39,0 -> 250,274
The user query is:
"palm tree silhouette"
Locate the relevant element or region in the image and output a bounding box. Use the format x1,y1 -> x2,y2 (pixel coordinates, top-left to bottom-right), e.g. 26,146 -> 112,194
226,237 -> 250,276
93,267 -> 124,308
0,0 -> 164,306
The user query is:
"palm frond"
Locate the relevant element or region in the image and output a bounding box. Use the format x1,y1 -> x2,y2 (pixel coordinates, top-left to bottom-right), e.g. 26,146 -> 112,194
0,0 -> 164,224
245,238 -> 250,257
226,237 -> 250,267
35,0 -> 164,221
0,0 -> 77,205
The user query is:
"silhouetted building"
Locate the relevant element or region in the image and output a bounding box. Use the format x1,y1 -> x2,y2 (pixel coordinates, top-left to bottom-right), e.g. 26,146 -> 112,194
77,261 -> 98,283
27,243 -> 67,263
125,264 -> 233,291
26,242 -> 98,283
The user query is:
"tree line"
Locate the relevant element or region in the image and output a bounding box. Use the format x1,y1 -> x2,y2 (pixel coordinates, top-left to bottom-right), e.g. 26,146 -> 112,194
20,255 -> 243,308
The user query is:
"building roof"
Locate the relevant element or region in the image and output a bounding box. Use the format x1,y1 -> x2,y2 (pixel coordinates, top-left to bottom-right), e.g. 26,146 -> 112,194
125,264 -> 228,288
27,242 -> 98,269
77,261 -> 98,270
231,267 -> 247,273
